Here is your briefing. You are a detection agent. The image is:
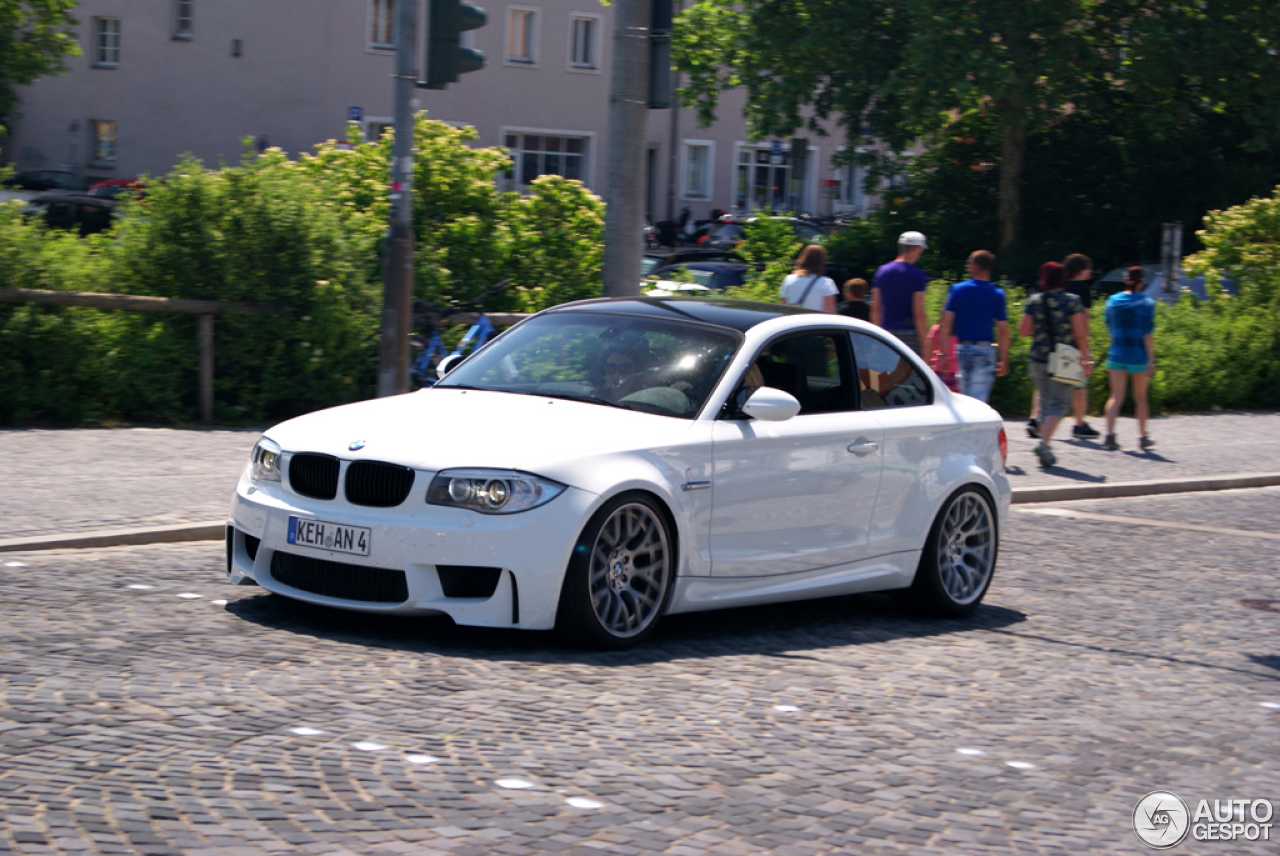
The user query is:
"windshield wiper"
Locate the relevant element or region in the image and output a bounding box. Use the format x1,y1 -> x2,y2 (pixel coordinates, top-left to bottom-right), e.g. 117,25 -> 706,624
536,391 -> 630,410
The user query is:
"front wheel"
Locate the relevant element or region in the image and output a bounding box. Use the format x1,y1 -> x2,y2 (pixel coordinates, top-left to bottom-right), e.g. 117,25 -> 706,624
898,487 -> 998,616
556,493 -> 675,649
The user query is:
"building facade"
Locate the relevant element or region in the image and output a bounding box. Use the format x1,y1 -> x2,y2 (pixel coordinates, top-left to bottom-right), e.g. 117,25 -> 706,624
9,0 -> 878,223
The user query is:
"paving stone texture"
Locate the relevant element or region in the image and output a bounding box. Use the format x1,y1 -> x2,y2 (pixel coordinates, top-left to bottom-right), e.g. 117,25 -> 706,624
0,487 -> 1277,853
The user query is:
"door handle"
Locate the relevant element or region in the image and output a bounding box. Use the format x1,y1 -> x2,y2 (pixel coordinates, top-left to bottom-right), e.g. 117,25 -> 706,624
847,438 -> 879,456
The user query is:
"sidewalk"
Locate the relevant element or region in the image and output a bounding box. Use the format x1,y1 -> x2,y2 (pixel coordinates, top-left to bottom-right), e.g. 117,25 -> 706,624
2,412 -> 1278,551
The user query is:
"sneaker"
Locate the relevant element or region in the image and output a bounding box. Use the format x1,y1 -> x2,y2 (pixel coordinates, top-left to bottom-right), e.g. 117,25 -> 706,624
1033,443 -> 1056,468
1026,418 -> 1040,439
1072,421 -> 1100,438
1139,435 -> 1156,451
1103,434 -> 1120,451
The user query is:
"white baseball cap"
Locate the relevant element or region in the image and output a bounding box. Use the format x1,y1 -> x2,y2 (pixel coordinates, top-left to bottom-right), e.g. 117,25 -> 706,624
898,230 -> 928,248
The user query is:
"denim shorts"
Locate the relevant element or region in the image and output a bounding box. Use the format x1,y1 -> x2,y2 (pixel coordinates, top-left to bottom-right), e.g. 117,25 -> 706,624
1028,359 -> 1073,418
1107,359 -> 1148,373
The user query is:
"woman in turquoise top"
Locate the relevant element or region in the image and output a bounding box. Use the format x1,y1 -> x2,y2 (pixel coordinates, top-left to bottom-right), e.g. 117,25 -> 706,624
1102,267 -> 1158,451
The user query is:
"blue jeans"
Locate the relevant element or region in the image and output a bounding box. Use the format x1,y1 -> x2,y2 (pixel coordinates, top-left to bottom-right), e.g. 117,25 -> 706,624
956,343 -> 997,402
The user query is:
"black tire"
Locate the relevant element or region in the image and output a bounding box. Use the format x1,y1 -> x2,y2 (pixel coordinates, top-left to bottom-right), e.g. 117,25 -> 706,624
556,492 -> 676,649
897,486 -> 998,617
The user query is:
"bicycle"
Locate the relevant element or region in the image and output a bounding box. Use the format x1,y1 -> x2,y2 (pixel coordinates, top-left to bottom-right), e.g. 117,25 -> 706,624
408,279 -> 512,390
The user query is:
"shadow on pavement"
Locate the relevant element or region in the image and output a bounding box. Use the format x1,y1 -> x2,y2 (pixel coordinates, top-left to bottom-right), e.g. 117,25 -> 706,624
1039,464 -> 1107,483
225,591 -> 1026,665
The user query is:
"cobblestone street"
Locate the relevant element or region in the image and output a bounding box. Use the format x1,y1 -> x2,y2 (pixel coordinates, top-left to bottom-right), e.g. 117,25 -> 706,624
0,489 -> 1277,854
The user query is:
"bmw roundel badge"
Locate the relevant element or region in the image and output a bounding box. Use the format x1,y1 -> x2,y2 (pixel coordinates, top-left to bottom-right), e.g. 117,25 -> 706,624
348,440 -> 366,451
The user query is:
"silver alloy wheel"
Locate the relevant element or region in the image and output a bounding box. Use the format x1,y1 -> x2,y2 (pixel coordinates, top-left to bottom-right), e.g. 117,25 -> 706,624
936,492 -> 996,605
587,502 -> 671,638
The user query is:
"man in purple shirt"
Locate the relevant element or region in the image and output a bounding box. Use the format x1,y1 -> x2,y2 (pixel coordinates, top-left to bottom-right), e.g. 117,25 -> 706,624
871,230 -> 930,356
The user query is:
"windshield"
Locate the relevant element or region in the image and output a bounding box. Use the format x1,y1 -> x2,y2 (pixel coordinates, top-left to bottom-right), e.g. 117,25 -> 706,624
436,311 -> 741,418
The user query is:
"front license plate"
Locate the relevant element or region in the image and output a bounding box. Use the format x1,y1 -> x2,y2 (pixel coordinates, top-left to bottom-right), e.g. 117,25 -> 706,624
287,516 -> 371,556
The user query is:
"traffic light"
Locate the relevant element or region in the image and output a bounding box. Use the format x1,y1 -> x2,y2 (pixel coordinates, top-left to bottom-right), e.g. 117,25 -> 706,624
423,0 -> 486,90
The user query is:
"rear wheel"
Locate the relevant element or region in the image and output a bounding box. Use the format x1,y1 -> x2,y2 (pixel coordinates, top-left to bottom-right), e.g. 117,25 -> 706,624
899,487 -> 998,616
556,493 -> 675,649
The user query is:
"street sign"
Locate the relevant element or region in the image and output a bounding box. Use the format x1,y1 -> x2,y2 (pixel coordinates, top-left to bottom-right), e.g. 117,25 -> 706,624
348,106 -> 364,123
770,140 -> 783,165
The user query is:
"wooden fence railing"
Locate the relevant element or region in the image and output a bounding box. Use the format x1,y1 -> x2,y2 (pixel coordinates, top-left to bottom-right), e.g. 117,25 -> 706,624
0,287 -> 271,424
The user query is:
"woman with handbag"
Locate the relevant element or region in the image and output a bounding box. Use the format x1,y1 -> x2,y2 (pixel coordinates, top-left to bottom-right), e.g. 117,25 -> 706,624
1017,261 -> 1094,467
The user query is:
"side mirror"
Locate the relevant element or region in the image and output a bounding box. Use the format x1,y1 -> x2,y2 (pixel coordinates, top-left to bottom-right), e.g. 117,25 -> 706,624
740,386 -> 801,421
436,353 -> 465,379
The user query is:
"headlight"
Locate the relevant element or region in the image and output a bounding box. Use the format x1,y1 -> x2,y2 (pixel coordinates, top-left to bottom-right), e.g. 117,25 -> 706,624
427,469 -> 566,514
249,437 -> 282,482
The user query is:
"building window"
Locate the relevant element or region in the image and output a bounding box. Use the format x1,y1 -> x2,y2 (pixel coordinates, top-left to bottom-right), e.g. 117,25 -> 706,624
370,0 -> 395,49
173,0 -> 193,40
94,18 -> 120,67
681,141 -> 714,200
840,157 -> 868,215
504,133 -> 586,187
92,121 -> 117,163
364,119 -> 393,142
506,8 -> 537,64
569,14 -> 599,70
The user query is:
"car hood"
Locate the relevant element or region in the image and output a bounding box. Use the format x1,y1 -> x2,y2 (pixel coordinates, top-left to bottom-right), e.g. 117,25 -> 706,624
265,388 -> 696,474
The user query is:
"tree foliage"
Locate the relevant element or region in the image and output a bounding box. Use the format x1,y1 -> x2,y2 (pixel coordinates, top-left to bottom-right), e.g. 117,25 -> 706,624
0,0 -> 80,136
673,0 -> 1280,259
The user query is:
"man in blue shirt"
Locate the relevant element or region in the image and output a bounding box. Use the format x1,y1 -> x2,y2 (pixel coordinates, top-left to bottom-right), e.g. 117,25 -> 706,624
935,250 -> 1009,403
872,230 -> 930,356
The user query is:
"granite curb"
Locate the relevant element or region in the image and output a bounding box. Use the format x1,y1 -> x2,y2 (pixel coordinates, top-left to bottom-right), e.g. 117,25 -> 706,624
6,471 -> 1279,554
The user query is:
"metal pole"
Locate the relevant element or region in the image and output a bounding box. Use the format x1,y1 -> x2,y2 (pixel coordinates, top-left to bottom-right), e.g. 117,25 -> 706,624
378,0 -> 419,397
601,0 -> 652,298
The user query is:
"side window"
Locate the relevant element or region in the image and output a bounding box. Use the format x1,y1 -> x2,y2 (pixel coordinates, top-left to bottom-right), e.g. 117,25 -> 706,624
849,331 -> 932,409
755,332 -> 855,414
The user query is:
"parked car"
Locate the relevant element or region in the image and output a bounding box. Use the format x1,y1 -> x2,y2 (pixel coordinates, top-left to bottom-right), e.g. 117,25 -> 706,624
226,296 -> 1010,648
1094,264 -> 1236,304
21,193 -> 118,235
651,261 -> 750,292
704,215 -> 826,250
642,247 -> 744,277
2,169 -> 90,193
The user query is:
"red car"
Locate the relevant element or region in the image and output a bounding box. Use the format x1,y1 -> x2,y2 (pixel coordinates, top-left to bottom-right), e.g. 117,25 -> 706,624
87,178 -> 145,199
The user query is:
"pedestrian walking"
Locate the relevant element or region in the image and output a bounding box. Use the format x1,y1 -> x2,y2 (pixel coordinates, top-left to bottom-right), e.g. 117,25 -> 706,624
1064,253 -> 1102,439
836,278 -> 871,321
871,230 -> 930,356
934,250 -> 1009,403
1102,266 -> 1158,451
779,244 -> 838,312
1018,261 -> 1094,468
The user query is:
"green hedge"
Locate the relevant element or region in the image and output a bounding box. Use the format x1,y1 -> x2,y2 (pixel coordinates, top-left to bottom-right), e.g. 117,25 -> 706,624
0,116 -> 604,426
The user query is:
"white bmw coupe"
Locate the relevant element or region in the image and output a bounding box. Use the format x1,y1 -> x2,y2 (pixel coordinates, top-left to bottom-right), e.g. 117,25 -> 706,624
227,296 -> 1010,648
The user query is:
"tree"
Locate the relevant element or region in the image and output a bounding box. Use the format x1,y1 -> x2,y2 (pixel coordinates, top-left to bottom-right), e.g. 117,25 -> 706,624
673,0 -> 1280,259
0,1 -> 80,138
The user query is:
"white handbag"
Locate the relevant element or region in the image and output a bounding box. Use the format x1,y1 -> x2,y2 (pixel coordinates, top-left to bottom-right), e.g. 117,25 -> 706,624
1044,294 -> 1085,385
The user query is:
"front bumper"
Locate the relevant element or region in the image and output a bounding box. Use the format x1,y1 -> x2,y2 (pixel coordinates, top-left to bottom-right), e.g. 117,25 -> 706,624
226,467 -> 598,630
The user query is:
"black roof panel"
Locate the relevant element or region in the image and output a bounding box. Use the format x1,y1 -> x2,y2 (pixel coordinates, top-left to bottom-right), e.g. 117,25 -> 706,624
546,296 -> 815,332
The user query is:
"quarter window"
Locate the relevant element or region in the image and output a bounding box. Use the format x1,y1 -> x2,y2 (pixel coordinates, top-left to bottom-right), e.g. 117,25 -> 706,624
94,18 -> 120,67
173,0 -> 193,39
504,133 -> 586,187
849,331 -> 932,408
92,120 -> 117,163
370,0 -> 395,49
569,14 -> 598,69
507,8 -> 537,63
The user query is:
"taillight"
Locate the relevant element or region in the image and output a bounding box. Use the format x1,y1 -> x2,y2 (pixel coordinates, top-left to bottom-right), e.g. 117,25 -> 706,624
998,427 -> 1008,469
